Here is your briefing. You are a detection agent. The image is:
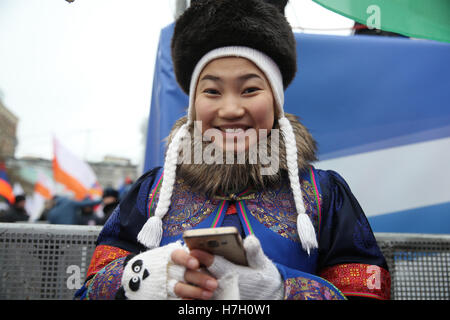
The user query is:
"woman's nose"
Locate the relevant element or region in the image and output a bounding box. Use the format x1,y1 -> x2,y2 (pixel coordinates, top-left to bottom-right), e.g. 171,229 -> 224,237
217,95 -> 245,119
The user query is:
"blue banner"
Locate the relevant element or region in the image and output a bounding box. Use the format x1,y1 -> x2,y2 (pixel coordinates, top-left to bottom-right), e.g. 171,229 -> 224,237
144,23 -> 450,233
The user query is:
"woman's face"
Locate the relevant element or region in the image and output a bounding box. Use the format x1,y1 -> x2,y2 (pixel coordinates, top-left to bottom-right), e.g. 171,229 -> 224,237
194,57 -> 275,152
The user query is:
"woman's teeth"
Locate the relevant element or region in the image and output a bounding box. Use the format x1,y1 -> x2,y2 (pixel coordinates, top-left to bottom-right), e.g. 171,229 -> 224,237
223,128 -> 245,133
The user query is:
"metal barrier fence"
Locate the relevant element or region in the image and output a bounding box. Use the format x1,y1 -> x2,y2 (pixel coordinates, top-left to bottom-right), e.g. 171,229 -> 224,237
0,223 -> 99,300
1,223 -> 449,300
375,233 -> 450,300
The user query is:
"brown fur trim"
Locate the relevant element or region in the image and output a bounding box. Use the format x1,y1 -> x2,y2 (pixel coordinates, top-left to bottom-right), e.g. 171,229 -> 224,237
165,113 -> 317,196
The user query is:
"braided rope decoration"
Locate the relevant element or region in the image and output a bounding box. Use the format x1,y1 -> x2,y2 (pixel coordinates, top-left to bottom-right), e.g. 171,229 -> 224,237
278,117 -> 318,254
137,123 -> 190,249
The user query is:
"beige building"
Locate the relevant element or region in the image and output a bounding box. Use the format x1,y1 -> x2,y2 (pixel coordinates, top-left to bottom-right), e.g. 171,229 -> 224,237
0,99 -> 18,159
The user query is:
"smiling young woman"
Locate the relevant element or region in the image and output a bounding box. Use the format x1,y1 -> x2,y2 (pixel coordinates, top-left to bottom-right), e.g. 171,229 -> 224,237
194,57 -> 275,153
78,0 -> 391,302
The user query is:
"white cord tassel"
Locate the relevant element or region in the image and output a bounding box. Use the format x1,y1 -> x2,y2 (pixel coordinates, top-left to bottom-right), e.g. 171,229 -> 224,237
137,123 -> 190,249
297,213 -> 318,255
137,216 -> 163,250
279,117 -> 318,254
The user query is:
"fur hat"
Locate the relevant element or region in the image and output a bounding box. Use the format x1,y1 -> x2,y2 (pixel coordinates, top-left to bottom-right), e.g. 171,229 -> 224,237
171,0 -> 297,94
190,0 -> 289,14
138,0 -> 319,255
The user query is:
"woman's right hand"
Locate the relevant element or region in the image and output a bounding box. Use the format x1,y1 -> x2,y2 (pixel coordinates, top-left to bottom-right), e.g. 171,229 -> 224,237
170,249 -> 219,300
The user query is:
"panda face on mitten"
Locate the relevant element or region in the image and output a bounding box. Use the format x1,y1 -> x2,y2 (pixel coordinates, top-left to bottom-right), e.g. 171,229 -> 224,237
117,254 -> 156,300
115,242 -> 187,300
125,258 -> 150,292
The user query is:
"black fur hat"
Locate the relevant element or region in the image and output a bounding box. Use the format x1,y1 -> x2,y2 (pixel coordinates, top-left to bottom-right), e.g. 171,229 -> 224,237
171,0 -> 297,94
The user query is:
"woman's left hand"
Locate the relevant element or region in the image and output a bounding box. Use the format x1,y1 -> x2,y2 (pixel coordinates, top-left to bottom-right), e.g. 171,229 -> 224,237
170,248 -> 219,300
190,235 -> 285,300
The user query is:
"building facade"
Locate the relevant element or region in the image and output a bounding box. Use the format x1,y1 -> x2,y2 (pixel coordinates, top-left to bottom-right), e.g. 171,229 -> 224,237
0,99 -> 18,160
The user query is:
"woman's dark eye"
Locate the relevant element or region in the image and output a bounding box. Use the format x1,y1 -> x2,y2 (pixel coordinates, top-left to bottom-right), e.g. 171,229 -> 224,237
204,89 -> 220,95
243,87 -> 260,94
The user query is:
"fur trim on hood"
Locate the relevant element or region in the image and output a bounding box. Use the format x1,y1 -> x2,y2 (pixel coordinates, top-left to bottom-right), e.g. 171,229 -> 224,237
165,113 -> 317,196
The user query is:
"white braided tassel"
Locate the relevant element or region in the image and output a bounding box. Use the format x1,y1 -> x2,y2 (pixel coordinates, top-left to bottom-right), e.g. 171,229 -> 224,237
137,216 -> 163,250
296,212 -> 318,255
137,124 -> 190,249
279,117 -> 318,254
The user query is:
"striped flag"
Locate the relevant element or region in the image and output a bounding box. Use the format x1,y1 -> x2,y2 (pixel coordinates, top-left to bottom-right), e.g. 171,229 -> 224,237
27,171 -> 54,222
53,137 -> 101,200
0,162 -> 15,204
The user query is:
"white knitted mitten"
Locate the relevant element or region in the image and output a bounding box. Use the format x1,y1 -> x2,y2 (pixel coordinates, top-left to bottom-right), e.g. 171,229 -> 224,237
208,235 -> 284,300
119,241 -> 186,300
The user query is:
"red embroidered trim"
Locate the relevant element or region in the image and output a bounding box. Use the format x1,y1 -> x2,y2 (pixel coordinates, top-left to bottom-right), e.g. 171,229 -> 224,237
86,245 -> 131,279
225,203 -> 237,215
319,263 -> 391,300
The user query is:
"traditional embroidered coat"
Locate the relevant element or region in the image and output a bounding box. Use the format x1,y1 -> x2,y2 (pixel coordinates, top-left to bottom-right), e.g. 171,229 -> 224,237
76,166 -> 391,300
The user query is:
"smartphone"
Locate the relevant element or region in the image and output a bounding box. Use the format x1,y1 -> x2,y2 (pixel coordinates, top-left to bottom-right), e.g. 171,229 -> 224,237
183,226 -> 248,266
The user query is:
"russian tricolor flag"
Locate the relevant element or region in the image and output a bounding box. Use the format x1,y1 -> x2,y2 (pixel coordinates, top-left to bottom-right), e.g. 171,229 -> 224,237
0,162 -> 15,205
53,137 -> 101,200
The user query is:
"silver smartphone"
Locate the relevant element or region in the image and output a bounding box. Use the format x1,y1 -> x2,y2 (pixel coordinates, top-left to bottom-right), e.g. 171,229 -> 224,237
183,226 -> 248,266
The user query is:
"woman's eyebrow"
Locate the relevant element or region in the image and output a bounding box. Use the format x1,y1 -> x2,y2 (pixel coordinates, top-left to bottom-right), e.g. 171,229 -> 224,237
199,74 -> 221,82
238,73 -> 263,82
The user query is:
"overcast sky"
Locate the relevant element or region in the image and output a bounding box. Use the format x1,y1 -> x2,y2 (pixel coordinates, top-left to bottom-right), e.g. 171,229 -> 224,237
0,0 -> 353,168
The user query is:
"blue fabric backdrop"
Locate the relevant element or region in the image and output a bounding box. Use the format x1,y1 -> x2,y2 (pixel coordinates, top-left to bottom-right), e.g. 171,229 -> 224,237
144,23 -> 450,234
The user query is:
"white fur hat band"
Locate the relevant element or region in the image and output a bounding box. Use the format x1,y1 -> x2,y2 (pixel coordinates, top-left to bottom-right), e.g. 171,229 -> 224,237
186,46 -> 285,124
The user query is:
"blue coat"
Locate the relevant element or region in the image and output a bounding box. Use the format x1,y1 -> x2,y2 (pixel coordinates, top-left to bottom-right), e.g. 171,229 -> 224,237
48,196 -> 101,225
83,166 -> 390,300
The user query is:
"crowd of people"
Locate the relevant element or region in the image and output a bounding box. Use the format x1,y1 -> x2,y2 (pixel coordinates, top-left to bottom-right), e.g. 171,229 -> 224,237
0,186 -> 128,226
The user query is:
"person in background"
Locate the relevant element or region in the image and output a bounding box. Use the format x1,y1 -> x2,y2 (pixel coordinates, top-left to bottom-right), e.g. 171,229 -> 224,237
100,188 -> 120,225
76,203 -> 101,226
37,198 -> 56,222
0,194 -> 29,222
48,195 -> 101,225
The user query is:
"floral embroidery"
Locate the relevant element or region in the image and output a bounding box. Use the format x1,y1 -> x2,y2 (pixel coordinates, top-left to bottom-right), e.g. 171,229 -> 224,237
148,176 -> 320,241
246,178 -> 320,242
319,263 -> 391,300
284,277 -> 345,300
86,245 -> 130,279
149,178 -> 221,237
86,257 -> 126,300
